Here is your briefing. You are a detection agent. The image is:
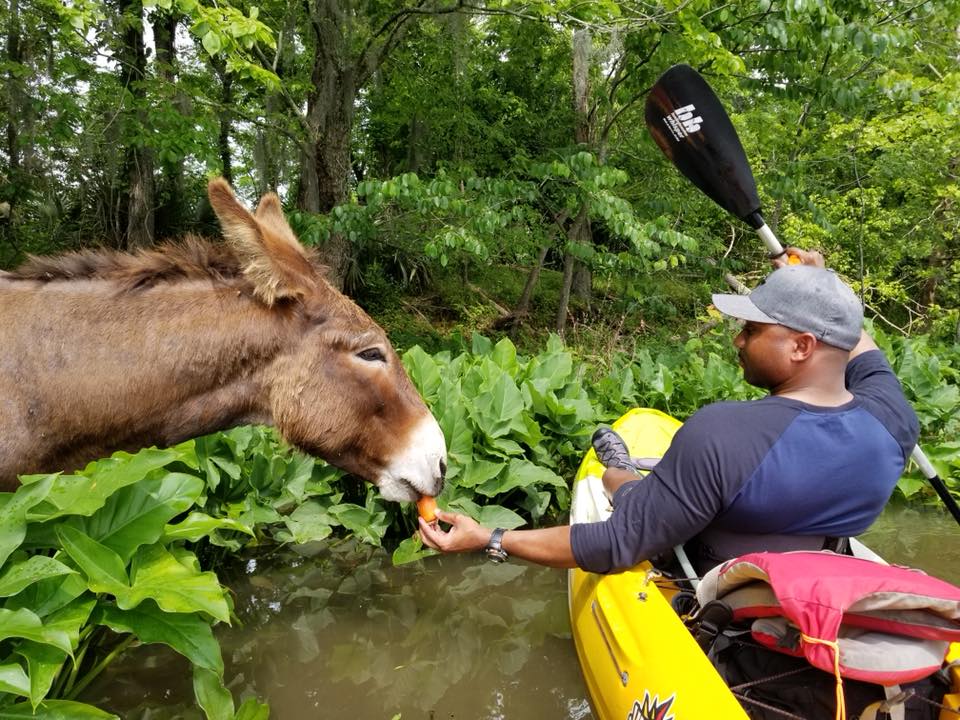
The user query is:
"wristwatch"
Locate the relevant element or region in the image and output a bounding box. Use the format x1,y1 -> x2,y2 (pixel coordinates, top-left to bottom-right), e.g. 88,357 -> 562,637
484,528 -> 508,563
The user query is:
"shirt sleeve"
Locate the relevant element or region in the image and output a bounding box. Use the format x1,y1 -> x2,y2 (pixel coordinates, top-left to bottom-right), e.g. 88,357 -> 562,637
570,407 -> 738,574
845,350 -> 919,462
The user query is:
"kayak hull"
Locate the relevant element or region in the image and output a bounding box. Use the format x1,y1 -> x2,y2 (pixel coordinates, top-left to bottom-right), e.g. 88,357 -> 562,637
567,409 -> 748,719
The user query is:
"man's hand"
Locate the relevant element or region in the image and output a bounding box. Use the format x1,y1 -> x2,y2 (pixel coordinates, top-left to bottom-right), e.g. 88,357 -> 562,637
773,246 -> 826,269
418,510 -> 491,553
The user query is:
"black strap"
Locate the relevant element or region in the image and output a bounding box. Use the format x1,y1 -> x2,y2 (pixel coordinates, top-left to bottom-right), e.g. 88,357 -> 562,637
692,600 -> 734,652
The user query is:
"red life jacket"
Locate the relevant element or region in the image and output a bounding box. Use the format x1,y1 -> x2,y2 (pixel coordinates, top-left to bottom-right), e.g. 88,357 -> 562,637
696,551 -> 960,719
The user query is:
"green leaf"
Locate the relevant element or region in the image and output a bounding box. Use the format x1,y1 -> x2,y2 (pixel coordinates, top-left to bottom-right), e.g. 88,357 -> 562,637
276,500 -> 336,544
4,573 -> 88,618
526,351 -> 573,391
280,454 -> 317,503
193,666 -> 234,720
30,449 -> 182,522
471,333 -> 493,355
125,544 -> 229,622
0,478 -> 55,566
163,512 -> 254,543
486,436 -> 524,457
476,505 -> 525,530
41,594 -> 96,648
476,459 -> 565,498
55,525 -> 128,596
202,30 -> 222,56
0,663 -> 30,696
470,370 -> 525,439
97,602 -> 223,674
402,345 -> 443,401
490,337 -> 519,374
458,460 -> 505,489
0,556 -> 75,597
72,472 -> 204,562
391,536 -> 437,566
327,504 -> 387,546
0,608 -> 73,655
0,700 -> 118,718
17,641 -> 67,709
434,383 -> 473,472
235,698 -> 270,720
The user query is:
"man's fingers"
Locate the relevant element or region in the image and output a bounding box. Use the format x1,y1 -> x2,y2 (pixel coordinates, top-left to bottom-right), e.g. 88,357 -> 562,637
779,246 -> 826,268
418,526 -> 442,551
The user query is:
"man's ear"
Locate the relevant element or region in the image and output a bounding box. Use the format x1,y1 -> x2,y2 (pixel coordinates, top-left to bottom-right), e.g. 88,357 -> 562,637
791,332 -> 819,361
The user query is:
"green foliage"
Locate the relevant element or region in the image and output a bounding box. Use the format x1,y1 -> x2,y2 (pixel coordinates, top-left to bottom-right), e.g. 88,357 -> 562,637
0,428 -> 345,717
287,151 -> 697,300
871,323 -> 960,501
402,334 -> 588,527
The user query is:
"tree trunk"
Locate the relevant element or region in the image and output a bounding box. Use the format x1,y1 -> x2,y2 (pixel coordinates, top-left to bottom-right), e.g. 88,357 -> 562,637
118,0 -> 154,249
211,56 -> 234,184
254,94 -> 282,194
556,246 -> 576,335
570,28 -> 593,302
153,9 -> 186,237
297,0 -> 360,288
406,112 -> 427,173
515,245 -> 549,317
5,0 -> 21,174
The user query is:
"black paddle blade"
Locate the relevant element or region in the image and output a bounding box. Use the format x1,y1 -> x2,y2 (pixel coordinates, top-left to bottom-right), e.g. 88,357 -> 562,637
645,64 -> 764,229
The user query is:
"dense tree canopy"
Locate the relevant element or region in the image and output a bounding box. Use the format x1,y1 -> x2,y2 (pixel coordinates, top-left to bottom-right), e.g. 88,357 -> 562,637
1,0 -> 958,331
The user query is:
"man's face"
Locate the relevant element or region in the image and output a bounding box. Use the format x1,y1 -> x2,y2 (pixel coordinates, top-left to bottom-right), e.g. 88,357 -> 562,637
733,321 -> 803,390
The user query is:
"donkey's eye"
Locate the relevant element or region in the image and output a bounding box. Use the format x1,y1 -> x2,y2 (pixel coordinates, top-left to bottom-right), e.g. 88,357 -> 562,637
357,348 -> 386,363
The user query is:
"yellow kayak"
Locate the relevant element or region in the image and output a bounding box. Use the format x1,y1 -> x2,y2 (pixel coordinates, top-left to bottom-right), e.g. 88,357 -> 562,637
567,408 -> 960,720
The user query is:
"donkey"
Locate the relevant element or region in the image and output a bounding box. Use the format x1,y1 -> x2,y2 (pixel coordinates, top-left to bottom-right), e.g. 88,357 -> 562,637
0,178 -> 446,501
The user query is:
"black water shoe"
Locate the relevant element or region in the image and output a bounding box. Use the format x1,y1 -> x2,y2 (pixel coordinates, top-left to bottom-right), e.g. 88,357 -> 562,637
591,427 -> 638,472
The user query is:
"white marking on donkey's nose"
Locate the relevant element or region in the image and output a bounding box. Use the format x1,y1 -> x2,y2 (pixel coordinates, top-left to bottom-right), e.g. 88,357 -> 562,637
377,414 -> 448,503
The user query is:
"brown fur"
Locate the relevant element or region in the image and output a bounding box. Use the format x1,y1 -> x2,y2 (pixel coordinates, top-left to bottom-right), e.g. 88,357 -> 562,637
0,179 -> 437,492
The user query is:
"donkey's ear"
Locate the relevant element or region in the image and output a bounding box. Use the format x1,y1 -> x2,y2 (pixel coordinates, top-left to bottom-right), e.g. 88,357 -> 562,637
207,178 -> 317,305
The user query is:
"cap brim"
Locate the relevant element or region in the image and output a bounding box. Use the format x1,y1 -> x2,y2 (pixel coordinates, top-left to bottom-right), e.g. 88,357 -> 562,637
711,293 -> 777,324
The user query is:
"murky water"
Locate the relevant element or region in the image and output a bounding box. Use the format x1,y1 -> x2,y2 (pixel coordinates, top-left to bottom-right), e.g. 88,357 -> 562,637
82,505 -> 959,718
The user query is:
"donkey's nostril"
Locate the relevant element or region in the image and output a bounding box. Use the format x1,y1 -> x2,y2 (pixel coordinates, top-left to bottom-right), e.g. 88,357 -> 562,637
438,458 -> 447,480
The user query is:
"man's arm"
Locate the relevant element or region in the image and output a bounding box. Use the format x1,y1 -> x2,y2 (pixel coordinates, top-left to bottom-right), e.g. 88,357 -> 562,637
418,512 -> 577,568
848,330 -> 879,361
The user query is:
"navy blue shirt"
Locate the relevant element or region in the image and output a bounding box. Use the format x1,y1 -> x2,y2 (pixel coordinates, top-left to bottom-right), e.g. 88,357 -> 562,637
570,350 -> 919,574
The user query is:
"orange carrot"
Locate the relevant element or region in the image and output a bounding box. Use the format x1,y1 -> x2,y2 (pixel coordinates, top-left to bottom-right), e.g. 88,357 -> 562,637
417,496 -> 438,523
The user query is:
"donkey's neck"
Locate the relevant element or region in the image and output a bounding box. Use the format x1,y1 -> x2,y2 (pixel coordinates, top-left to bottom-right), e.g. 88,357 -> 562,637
0,279 -> 298,483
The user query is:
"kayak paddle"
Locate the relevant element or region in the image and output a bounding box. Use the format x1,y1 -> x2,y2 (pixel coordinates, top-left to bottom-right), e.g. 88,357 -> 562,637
644,64 -> 960,527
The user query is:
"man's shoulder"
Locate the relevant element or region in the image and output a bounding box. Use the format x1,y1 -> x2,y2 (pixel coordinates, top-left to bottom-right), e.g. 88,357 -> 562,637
678,397 -> 800,446
688,396 -> 795,424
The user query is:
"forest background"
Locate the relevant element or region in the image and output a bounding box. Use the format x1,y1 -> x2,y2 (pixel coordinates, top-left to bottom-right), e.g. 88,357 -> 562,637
0,1 -> 959,717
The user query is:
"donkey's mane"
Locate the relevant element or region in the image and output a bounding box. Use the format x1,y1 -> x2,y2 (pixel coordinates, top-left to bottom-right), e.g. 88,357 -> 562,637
7,235 -> 320,293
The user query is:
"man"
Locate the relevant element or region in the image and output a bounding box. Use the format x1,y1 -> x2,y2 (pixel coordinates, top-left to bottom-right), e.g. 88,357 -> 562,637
418,249 -> 919,576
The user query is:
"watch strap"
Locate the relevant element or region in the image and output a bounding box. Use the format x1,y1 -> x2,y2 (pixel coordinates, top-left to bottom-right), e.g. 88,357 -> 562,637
484,527 -> 508,563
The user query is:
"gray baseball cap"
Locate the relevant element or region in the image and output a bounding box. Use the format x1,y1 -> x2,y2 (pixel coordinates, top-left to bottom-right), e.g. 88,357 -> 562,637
711,265 -> 863,351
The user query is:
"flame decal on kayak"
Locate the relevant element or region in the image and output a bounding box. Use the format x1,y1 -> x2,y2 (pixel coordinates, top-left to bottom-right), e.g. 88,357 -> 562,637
627,691 -> 675,720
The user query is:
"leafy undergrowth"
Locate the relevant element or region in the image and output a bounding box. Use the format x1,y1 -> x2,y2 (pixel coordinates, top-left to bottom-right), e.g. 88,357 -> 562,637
0,325 -> 955,717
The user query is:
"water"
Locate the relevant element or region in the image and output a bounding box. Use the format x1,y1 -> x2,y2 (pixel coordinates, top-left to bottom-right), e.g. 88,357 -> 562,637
859,504 -> 960,584
82,505 -> 959,718
83,540 -> 593,719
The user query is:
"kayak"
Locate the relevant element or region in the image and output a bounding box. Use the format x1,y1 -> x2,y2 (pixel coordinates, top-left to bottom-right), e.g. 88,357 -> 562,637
567,407 -> 960,720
